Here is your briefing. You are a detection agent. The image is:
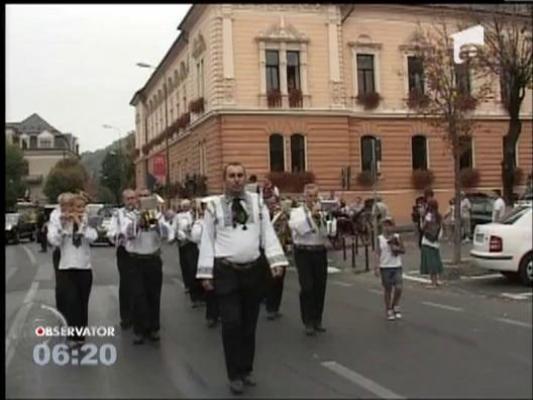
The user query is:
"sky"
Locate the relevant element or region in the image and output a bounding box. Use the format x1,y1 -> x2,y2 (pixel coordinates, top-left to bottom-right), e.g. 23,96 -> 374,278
6,4 -> 192,153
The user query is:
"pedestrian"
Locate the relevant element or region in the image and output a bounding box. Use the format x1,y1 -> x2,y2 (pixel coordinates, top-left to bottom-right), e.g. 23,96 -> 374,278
123,189 -> 174,345
107,189 -> 138,330
416,188 -> 434,248
245,174 -> 260,195
374,217 -> 405,321
460,192 -> 472,243
420,199 -> 444,288
372,196 -> 391,235
48,192 -> 75,313
47,192 -> 97,348
492,190 -> 506,222
196,162 -> 288,395
443,198 -> 455,242
288,183 -> 329,336
174,198 -> 204,307
190,199 -> 220,328
36,205 -> 48,253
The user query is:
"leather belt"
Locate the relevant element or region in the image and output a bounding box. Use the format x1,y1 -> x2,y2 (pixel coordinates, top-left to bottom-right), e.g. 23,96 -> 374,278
294,244 -> 326,252
217,257 -> 259,270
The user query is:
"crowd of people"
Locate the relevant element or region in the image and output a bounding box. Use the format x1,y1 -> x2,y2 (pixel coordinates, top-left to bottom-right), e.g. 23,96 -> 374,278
39,164 -> 519,395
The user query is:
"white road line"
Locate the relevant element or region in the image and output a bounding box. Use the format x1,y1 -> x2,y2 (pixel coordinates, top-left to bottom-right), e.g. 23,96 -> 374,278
495,318 -> 532,329
500,293 -> 531,301
402,273 -> 431,284
421,301 -> 463,312
460,273 -> 502,280
321,361 -> 405,399
330,281 -> 352,287
5,281 -> 40,370
21,245 -> 36,266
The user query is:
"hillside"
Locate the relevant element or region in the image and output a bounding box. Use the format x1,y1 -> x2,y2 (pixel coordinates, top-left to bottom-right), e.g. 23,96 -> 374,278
80,133 -> 134,180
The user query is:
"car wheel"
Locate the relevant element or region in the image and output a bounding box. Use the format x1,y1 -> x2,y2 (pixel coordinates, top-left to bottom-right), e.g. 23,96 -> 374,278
518,252 -> 533,286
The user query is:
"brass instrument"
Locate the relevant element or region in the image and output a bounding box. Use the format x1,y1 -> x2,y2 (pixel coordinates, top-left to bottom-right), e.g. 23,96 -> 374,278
138,195 -> 159,230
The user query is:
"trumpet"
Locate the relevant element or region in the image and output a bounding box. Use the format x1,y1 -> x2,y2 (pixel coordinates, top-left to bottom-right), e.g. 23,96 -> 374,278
138,195 -> 159,230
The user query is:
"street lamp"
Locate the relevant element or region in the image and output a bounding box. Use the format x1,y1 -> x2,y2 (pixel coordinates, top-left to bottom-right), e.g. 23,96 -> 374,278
137,61 -> 171,207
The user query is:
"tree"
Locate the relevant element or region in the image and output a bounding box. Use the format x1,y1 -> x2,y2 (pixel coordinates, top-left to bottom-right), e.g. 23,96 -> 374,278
99,150 -> 124,203
43,157 -> 89,203
466,5 -> 533,205
406,19 -> 492,264
5,143 -> 28,210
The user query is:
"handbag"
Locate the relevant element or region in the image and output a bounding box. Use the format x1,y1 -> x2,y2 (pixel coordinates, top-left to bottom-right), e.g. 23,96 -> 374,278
423,219 -> 441,242
387,235 -> 405,256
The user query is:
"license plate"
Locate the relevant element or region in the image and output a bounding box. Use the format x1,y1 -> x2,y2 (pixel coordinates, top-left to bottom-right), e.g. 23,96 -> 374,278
475,233 -> 484,242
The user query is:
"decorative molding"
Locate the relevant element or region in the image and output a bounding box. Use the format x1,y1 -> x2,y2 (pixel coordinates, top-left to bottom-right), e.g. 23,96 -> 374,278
348,41 -> 383,50
255,16 -> 309,44
192,33 -> 207,59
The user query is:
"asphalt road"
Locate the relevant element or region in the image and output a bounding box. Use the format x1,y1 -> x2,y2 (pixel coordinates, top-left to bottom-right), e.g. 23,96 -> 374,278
5,240 -> 533,399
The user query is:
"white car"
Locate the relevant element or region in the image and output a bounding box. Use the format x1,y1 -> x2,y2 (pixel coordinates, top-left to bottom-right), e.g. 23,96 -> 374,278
470,205 -> 532,285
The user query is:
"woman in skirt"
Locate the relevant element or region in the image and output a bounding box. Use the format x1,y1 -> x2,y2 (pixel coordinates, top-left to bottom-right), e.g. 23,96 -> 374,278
420,199 -> 444,288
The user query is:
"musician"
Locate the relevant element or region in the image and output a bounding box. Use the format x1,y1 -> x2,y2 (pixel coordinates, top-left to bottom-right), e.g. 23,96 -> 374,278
196,162 -> 288,394
264,200 -> 290,320
47,192 -> 97,348
122,189 -> 174,345
107,188 -> 138,329
190,199 -> 219,327
288,183 -> 329,336
173,198 -> 204,307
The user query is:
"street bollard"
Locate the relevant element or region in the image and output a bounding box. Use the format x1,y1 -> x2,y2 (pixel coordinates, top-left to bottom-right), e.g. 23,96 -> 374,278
364,242 -> 369,272
342,236 -> 346,261
351,237 -> 356,269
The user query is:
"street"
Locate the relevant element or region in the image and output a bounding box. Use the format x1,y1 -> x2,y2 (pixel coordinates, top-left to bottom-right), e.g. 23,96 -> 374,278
5,239 -> 533,399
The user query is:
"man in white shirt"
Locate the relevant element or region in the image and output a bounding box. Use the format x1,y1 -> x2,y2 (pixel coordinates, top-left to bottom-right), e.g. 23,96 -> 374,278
107,189 -> 138,330
492,190 -> 506,222
197,162 -> 288,395
288,183 -> 330,337
460,192 -> 472,242
121,189 -> 173,345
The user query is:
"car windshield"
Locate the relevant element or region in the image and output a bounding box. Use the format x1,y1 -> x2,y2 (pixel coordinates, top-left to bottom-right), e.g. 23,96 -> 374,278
501,206 -> 531,225
6,214 -> 19,224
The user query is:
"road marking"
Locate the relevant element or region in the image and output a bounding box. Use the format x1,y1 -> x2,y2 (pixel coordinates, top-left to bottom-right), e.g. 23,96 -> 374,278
421,301 -> 463,312
327,266 -> 342,274
460,273 -> 502,280
402,273 -> 431,284
330,281 -> 352,287
495,318 -> 532,329
5,281 -> 40,370
321,361 -> 405,399
21,245 -> 36,266
500,293 -> 532,301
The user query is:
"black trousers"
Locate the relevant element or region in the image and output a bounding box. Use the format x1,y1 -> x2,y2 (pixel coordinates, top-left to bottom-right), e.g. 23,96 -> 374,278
205,289 -> 219,321
265,267 -> 285,313
56,269 -> 93,341
179,242 -> 204,303
130,254 -> 163,336
39,228 -> 48,252
294,247 -> 328,327
52,248 -> 63,313
214,258 -> 265,381
116,246 -> 134,324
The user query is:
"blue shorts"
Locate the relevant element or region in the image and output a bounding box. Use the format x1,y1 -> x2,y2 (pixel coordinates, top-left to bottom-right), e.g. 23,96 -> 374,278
380,267 -> 403,289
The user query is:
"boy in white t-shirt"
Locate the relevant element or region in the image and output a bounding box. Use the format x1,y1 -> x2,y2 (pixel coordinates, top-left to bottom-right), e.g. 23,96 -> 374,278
374,217 -> 405,321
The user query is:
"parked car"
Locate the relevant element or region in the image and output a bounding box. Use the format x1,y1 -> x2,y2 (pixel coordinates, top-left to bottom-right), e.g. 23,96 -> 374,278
5,213 -> 36,244
470,204 -> 532,286
90,206 -> 117,246
466,192 -> 494,231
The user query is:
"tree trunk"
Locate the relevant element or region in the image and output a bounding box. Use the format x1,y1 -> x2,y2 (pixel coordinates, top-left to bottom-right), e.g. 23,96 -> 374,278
502,120 -> 522,206
453,148 -> 462,265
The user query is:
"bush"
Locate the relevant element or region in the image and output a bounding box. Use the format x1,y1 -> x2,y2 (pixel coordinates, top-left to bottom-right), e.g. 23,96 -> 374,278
267,89 -> 282,108
266,171 -> 315,193
356,92 -> 382,110
406,90 -> 430,109
459,168 -> 480,188
411,169 -> 435,190
356,171 -> 376,187
288,88 -> 303,108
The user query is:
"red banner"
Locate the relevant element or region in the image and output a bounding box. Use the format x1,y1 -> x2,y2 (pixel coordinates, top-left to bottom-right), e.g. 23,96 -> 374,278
152,153 -> 166,180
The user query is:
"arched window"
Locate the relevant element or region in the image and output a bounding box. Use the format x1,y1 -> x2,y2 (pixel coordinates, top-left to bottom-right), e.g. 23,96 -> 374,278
269,134 -> 285,172
291,134 -> 306,173
459,136 -> 473,170
411,135 -> 428,170
360,135 -> 380,172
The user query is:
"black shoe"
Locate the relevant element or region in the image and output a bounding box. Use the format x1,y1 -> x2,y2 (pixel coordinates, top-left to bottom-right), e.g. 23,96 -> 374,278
229,379 -> 244,394
147,332 -> 160,342
133,334 -> 145,345
206,319 -> 218,328
242,373 -> 257,387
305,325 -> 316,336
314,324 -> 327,333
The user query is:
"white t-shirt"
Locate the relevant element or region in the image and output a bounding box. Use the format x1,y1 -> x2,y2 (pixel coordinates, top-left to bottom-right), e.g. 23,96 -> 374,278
492,198 -> 506,222
378,234 -> 402,268
460,198 -> 471,219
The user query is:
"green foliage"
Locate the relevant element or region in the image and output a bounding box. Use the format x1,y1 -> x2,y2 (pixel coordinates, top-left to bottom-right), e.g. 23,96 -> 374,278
99,135 -> 135,203
5,143 -> 28,209
43,157 -> 89,202
97,185 -> 116,204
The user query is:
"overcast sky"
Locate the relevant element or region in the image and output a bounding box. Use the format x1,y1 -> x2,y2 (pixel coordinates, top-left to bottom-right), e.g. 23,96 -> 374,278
6,4 -> 192,153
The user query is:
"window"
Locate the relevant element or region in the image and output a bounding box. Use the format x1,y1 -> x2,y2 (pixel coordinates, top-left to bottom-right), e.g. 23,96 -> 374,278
357,54 -> 375,95
411,135 -> 428,170
269,134 -> 285,172
408,56 -> 425,94
266,50 -> 280,92
30,136 -> 37,149
455,63 -> 471,96
287,51 -> 301,91
360,135 -> 380,172
459,136 -> 473,169
291,134 -> 306,173
39,138 -> 52,148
